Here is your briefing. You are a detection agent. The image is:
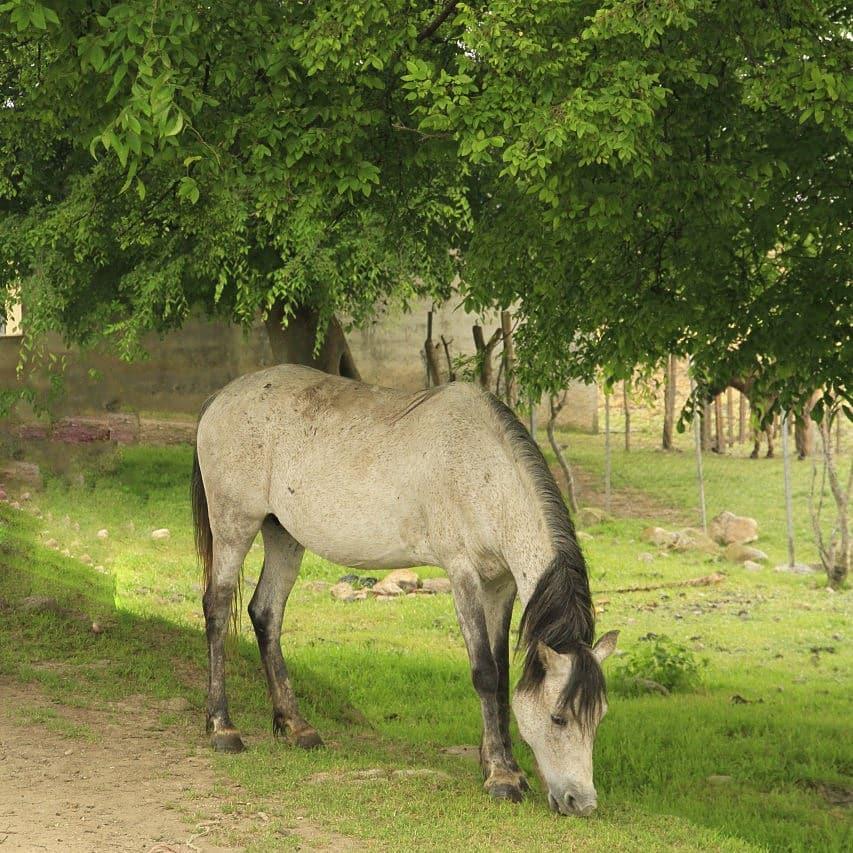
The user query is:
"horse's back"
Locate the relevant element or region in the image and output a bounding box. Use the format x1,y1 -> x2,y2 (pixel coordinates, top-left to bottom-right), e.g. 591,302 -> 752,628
196,366 -> 503,567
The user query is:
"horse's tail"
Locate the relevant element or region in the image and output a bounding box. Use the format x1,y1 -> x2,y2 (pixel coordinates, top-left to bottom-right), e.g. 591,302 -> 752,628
191,446 -> 214,600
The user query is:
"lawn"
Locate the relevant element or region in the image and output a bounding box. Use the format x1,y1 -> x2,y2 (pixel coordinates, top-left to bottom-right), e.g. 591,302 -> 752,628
0,439 -> 850,852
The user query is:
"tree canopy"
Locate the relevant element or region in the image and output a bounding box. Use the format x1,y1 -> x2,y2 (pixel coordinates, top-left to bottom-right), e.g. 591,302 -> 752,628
1,1 -> 850,417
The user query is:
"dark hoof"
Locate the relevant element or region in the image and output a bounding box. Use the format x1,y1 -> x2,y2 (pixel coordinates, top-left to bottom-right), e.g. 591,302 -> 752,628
211,730 -> 245,753
487,783 -> 524,803
294,730 -> 324,750
517,775 -> 531,792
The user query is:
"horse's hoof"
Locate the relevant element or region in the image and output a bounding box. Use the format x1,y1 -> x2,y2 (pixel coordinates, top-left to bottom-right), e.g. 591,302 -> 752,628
294,729 -> 324,750
211,730 -> 245,753
487,782 -> 524,803
517,774 -> 531,792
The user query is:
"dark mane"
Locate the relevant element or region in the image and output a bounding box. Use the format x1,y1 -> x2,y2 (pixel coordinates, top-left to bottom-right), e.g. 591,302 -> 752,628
484,394 -> 604,728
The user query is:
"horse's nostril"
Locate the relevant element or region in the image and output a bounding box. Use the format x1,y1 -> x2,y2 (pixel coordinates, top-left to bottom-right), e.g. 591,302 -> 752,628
566,796 -> 577,811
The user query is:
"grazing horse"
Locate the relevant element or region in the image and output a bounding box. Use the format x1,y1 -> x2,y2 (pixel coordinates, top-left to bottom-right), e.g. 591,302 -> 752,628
191,365 -> 618,815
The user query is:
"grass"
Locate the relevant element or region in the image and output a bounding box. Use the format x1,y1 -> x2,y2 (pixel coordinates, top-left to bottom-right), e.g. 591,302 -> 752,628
0,441 -> 850,852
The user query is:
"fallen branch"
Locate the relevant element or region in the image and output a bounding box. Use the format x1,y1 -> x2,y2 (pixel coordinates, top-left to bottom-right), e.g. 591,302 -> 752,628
597,572 -> 726,595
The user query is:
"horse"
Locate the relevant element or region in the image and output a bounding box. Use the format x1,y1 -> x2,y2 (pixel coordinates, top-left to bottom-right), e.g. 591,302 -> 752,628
191,364 -> 619,815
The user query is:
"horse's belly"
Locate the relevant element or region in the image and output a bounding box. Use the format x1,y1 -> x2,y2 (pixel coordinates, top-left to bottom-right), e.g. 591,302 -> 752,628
274,501 -> 435,570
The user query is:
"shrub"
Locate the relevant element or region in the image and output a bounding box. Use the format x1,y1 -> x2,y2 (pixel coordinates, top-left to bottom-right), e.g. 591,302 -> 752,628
614,634 -> 707,695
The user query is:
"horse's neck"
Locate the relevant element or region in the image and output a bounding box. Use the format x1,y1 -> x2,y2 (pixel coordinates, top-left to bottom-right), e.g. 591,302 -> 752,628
498,498 -> 556,607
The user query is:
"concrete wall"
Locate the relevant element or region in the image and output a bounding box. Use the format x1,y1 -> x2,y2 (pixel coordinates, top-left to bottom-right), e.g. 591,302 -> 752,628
0,299 -> 598,432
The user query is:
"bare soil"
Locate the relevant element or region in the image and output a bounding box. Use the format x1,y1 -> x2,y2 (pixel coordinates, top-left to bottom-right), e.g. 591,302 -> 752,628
0,680 -> 241,852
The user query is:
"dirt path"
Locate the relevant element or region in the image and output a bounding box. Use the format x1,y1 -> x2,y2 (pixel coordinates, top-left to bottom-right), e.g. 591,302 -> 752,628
552,459 -> 691,525
0,680 -> 241,853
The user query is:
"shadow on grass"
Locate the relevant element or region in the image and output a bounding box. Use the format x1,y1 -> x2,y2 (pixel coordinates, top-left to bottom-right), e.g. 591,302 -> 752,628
1,506 -> 848,853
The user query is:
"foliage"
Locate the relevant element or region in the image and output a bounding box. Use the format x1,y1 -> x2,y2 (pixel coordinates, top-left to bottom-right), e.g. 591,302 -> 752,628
615,634 -> 707,694
400,0 -> 852,417
1,2 -> 850,420
0,1 -> 469,361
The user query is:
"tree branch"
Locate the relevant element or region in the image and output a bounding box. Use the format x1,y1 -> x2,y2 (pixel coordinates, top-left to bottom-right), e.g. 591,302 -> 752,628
417,2 -> 460,42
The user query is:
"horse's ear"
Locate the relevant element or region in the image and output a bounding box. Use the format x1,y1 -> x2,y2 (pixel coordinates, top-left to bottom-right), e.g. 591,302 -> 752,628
536,641 -> 561,671
592,630 -> 619,663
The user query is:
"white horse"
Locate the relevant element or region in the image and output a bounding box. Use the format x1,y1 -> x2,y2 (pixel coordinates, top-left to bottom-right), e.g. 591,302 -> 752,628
192,365 -> 618,815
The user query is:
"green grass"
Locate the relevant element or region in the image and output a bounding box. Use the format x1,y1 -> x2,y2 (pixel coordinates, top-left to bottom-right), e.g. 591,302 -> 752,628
0,442 -> 850,852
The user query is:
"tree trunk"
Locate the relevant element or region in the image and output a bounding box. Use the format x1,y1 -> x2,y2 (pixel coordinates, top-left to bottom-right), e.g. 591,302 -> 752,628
726,387 -> 734,445
423,310 -> 443,387
547,393 -> 579,514
623,381 -> 631,452
794,390 -> 819,459
472,325 -> 502,390
814,417 -> 851,588
500,311 -> 516,407
701,401 -> 711,452
264,301 -> 361,378
714,394 -> 725,453
738,391 -> 747,443
662,354 -> 676,450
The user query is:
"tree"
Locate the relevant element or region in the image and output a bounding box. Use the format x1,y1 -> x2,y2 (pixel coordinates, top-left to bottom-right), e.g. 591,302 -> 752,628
400,0 -> 851,419
0,1 -> 468,378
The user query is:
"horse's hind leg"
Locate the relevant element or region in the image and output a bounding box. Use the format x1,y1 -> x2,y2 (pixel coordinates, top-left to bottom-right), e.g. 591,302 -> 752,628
204,518 -> 259,753
249,516 -> 323,750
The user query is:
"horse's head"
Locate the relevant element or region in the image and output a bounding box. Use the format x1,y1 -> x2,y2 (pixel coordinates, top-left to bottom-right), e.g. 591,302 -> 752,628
511,630 -> 618,816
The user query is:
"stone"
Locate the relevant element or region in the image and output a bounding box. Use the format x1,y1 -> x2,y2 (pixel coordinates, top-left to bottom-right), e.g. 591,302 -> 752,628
707,775 -> 733,786
20,491 -> 31,501
724,543 -> 768,563
381,568 -> 420,592
743,560 -> 762,572
96,529 -> 109,539
671,528 -> 720,555
577,506 -> 608,527
422,577 -> 452,594
774,562 -> 819,575
330,582 -> 366,602
371,579 -> 405,597
151,528 -> 171,541
709,511 -> 759,546
79,554 -> 93,565
0,461 -> 43,490
642,526 -> 676,547
638,552 -> 655,563
44,538 -> 59,549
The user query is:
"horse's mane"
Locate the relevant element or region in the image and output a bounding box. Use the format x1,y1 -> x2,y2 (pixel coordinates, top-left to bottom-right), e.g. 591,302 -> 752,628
484,394 -> 604,728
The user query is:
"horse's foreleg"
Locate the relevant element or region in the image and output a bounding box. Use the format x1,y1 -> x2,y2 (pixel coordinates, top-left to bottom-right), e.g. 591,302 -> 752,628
249,517 -> 322,750
482,577 -> 528,791
203,532 -> 255,753
449,568 -> 525,804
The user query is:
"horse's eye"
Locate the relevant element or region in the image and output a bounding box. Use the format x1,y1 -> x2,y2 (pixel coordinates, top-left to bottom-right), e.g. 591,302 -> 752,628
550,714 -> 567,727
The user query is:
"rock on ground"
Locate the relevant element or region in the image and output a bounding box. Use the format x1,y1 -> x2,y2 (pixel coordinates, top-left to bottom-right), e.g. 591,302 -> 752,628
0,461 -> 43,490
371,579 -> 405,597
422,577 -> 452,594
96,528 -> 109,539
642,526 -> 677,547
724,543 -> 768,563
709,511 -> 759,545
380,568 -> 420,592
774,562 -> 819,575
151,528 -> 171,541
671,527 -> 720,555
576,506 -> 608,527
330,582 -> 367,602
